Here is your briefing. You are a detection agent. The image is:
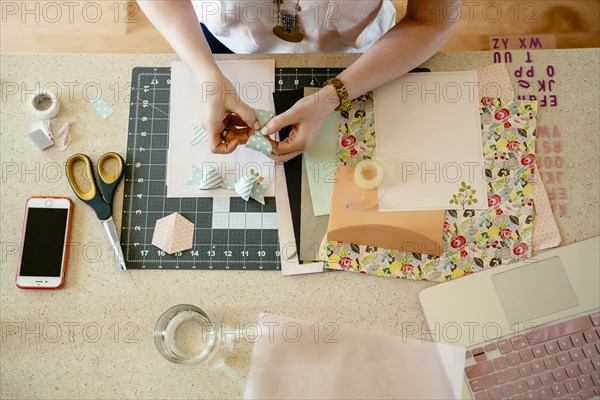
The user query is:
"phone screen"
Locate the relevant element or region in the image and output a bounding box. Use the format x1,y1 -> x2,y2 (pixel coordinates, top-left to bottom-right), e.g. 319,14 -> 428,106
19,207 -> 69,277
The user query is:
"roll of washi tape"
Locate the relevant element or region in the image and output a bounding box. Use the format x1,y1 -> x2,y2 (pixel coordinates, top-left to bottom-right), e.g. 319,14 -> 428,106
354,159 -> 384,190
27,90 -> 60,120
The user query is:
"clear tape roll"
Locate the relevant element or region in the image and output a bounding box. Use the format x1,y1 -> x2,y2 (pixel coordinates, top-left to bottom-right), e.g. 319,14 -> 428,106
354,159 -> 383,190
27,90 -> 60,120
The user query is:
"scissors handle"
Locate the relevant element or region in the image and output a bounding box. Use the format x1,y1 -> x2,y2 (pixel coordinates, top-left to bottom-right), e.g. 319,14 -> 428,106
65,154 -> 112,220
96,152 -> 125,206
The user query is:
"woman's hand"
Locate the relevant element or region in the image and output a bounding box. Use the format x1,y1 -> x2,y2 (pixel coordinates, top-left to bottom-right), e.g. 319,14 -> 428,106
261,86 -> 339,162
197,71 -> 261,154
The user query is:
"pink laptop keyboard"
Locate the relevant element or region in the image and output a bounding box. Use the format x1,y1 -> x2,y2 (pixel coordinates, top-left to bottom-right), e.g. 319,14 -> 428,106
465,311 -> 600,399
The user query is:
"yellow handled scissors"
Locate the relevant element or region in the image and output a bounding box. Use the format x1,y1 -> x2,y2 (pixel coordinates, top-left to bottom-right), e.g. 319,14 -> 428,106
66,152 -> 127,271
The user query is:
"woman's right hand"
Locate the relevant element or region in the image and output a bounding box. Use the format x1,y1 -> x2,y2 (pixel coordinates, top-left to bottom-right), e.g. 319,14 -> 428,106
197,71 -> 261,154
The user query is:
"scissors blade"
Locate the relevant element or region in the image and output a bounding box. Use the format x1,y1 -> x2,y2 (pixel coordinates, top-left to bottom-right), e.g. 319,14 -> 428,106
102,217 -> 127,271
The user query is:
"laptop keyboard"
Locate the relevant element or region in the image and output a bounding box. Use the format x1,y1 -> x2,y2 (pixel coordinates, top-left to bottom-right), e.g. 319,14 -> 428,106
465,311 -> 600,399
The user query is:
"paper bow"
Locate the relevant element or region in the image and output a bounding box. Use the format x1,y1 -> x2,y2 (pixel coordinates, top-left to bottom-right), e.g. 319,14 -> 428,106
245,108 -> 275,154
186,164 -> 208,186
191,124 -> 208,145
187,164 -> 269,205
235,175 -> 259,201
255,108 -> 275,128
190,108 -> 274,152
246,134 -> 272,154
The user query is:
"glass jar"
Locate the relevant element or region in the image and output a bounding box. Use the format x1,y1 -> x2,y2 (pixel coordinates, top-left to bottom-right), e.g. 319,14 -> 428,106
154,304 -> 217,364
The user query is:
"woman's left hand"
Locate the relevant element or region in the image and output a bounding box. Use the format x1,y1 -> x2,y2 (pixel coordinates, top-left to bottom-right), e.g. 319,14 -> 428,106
261,86 -> 340,162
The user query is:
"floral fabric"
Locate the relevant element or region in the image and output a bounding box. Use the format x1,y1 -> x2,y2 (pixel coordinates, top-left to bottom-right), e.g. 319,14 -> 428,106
325,98 -> 538,282
336,94 -> 376,166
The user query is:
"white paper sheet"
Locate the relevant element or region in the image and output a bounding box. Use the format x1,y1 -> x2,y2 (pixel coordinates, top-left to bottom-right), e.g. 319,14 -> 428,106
274,163 -> 324,276
245,313 -> 466,399
167,60 -> 275,197
374,71 -> 487,211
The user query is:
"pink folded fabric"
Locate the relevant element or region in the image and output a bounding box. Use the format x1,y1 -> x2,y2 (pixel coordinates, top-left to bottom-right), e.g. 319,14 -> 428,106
245,314 -> 465,399
532,169 -> 562,250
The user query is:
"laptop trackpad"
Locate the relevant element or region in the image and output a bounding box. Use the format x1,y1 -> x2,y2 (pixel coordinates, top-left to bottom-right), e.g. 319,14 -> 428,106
492,256 -> 579,326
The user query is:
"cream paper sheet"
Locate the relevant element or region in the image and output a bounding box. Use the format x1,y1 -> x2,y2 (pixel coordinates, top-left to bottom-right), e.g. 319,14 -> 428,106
374,71 -> 487,211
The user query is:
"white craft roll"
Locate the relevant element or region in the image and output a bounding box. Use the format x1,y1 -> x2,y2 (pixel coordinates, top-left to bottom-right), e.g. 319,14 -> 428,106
27,90 -> 60,119
354,159 -> 384,190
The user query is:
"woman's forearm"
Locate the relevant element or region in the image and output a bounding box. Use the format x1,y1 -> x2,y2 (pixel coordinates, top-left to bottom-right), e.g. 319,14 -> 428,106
338,1 -> 458,100
137,0 -> 220,79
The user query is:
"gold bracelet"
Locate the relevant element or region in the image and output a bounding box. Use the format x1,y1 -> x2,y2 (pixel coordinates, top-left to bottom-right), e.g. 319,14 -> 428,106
324,77 -> 350,111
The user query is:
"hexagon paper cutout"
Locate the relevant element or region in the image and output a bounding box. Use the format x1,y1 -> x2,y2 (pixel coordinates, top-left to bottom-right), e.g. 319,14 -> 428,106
151,212 -> 194,254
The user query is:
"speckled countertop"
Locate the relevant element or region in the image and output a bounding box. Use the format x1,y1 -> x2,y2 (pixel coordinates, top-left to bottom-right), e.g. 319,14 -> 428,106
1,50 -> 598,399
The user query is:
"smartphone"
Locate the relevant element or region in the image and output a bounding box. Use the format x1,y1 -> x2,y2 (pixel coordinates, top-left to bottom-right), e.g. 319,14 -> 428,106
16,197 -> 74,289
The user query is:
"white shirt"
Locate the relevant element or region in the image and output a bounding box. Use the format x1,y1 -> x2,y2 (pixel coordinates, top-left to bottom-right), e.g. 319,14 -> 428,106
192,1 -> 396,53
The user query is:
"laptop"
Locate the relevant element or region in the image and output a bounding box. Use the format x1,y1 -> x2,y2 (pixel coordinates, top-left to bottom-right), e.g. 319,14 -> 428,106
420,237 -> 600,400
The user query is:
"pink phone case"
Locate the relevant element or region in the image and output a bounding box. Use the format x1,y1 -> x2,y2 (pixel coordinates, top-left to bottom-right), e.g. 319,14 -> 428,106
16,196 -> 74,290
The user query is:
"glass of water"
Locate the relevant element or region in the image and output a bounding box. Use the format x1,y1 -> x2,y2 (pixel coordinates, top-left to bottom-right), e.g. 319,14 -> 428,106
154,304 -> 217,364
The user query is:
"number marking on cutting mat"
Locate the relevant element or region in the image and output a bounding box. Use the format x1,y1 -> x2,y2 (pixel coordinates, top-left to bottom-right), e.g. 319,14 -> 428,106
120,67 -> 343,270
